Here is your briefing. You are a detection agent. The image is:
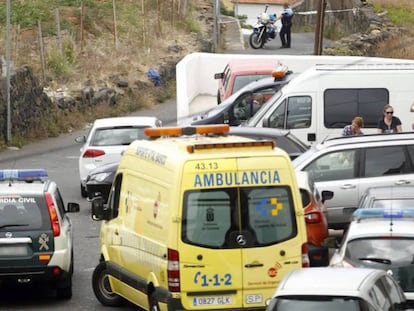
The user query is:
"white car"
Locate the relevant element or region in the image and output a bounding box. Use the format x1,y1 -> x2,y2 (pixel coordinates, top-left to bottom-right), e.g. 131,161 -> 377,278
330,207 -> 414,302
266,267 -> 412,310
75,116 -> 162,197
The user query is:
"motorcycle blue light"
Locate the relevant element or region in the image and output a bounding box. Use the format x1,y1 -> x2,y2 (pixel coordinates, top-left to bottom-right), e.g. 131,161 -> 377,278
0,169 -> 48,181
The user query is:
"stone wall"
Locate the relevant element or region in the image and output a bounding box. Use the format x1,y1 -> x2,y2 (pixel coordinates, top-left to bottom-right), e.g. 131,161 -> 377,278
294,0 -> 370,35
0,59 -> 179,143
0,66 -> 53,141
294,0 -> 400,56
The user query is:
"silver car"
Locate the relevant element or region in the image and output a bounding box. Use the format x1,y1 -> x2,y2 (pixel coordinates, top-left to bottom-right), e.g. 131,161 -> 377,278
266,267 -> 412,311
293,132 -> 414,229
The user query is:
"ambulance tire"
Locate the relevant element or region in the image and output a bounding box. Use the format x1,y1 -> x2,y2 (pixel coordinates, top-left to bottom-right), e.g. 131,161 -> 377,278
92,261 -> 124,307
149,291 -> 161,311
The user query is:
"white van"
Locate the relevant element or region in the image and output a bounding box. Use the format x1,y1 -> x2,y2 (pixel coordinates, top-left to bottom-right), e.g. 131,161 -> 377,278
246,63 -> 414,144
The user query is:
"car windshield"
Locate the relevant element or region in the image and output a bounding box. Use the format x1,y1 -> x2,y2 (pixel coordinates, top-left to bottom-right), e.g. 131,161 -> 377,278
246,91 -> 282,126
269,296 -> 363,311
91,126 -> 149,146
233,74 -> 270,94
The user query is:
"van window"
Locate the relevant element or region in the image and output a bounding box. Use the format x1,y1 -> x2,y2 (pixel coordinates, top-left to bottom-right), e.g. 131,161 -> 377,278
182,186 -> 297,249
108,174 -> 122,218
324,88 -> 389,128
267,96 -> 312,129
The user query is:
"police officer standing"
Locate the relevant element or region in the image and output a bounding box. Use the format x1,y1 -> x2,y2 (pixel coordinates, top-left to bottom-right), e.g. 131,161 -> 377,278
278,3 -> 294,48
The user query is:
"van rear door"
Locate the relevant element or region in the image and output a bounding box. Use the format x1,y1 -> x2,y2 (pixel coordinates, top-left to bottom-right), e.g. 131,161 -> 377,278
178,157 -> 305,309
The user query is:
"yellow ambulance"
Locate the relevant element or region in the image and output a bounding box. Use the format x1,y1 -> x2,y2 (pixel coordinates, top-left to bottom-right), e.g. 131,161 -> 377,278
91,124 -> 309,311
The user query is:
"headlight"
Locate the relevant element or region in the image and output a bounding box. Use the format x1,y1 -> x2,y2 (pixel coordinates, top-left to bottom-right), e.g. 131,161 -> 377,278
91,172 -> 113,182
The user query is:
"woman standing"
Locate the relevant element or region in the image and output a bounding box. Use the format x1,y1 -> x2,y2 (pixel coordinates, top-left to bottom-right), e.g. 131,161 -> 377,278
377,104 -> 402,133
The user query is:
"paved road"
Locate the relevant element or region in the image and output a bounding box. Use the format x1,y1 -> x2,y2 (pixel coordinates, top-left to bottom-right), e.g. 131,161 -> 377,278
238,31 -> 326,55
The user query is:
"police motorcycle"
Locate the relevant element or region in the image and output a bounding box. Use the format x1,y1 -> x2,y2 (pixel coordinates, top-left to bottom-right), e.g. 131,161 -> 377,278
249,4 -> 278,49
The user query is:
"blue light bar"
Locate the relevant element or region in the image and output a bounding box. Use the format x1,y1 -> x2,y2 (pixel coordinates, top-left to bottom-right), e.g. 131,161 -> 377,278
353,208 -> 414,220
0,169 -> 49,181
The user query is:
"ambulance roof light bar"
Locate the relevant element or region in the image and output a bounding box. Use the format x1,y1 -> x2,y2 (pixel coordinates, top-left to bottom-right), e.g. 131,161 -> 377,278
144,124 -> 230,138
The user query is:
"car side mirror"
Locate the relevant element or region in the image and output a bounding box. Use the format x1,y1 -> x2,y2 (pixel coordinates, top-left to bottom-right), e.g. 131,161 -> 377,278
321,190 -> 334,203
67,202 -> 80,213
75,135 -> 86,144
223,111 -> 229,123
262,117 -> 271,128
214,72 -> 224,80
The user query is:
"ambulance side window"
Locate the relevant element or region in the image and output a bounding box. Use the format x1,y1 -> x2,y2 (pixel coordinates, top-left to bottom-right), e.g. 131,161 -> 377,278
182,190 -> 232,248
246,187 -> 296,245
108,174 -> 122,218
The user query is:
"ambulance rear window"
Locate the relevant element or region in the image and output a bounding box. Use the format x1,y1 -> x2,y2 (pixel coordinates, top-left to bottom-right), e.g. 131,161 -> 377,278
182,186 -> 297,249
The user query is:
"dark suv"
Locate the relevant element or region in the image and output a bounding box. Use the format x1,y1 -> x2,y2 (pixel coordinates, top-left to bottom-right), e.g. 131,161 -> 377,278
0,169 -> 79,299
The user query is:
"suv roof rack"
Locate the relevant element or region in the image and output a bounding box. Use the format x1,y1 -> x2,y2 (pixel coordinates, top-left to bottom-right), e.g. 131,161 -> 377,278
320,132 -> 414,148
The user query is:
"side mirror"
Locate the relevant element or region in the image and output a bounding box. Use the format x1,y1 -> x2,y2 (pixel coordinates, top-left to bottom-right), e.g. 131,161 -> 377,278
321,190 -> 334,203
75,135 -> 86,144
91,196 -> 108,221
262,117 -> 271,128
67,202 -> 80,213
214,72 -> 224,80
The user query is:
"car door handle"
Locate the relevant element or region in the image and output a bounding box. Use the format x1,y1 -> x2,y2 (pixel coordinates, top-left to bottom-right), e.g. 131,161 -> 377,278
395,180 -> 410,185
114,229 -> 119,235
340,184 -> 356,189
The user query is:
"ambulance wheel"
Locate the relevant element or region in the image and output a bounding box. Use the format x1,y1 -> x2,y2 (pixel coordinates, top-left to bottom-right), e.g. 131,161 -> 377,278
92,261 -> 124,307
149,291 -> 160,311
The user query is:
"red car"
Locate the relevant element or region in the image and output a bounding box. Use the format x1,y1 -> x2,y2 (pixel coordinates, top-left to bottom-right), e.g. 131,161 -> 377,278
296,171 -> 333,266
214,59 -> 282,104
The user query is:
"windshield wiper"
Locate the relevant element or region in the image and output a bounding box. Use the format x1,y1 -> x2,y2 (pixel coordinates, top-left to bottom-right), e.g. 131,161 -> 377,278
0,224 -> 29,229
358,257 -> 392,265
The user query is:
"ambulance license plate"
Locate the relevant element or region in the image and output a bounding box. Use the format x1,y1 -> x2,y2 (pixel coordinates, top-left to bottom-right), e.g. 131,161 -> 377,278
193,296 -> 232,306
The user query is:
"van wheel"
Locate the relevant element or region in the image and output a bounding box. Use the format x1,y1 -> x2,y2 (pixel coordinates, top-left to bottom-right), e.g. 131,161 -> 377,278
92,261 -> 124,307
149,291 -> 160,311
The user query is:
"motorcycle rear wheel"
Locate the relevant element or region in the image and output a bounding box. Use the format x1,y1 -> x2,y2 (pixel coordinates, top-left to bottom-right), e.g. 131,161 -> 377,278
249,32 -> 265,49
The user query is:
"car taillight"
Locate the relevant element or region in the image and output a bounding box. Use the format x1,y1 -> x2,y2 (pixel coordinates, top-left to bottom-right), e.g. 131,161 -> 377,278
301,243 -> 310,268
304,211 -> 322,224
167,248 -> 180,292
45,192 -> 61,236
83,149 -> 106,158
